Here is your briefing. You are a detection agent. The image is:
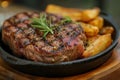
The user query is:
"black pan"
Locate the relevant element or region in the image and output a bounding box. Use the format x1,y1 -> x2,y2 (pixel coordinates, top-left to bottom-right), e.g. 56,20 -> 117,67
0,12 -> 119,77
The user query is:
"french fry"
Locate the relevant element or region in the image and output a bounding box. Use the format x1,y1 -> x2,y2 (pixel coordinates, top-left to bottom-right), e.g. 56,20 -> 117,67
46,4 -> 100,22
89,16 -> 104,29
100,26 -> 114,35
46,4 -> 82,21
81,8 -> 100,22
80,22 -> 99,37
83,34 -> 112,58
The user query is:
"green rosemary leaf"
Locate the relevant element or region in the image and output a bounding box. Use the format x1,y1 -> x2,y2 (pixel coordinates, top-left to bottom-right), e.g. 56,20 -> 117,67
43,31 -> 49,38
30,13 -> 54,38
61,16 -> 72,24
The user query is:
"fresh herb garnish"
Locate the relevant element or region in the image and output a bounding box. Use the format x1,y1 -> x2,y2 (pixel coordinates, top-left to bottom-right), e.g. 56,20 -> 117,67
61,16 -> 72,24
30,13 -> 54,38
30,14 -> 72,38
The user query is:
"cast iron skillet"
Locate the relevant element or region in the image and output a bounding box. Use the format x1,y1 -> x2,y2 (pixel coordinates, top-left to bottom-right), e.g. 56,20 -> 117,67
0,12 -> 119,77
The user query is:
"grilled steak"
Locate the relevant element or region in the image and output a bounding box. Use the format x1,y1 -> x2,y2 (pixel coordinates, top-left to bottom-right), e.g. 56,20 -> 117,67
2,12 -> 86,63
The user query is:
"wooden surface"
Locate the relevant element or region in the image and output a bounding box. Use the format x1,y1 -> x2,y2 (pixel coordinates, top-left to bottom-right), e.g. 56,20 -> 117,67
0,39 -> 119,80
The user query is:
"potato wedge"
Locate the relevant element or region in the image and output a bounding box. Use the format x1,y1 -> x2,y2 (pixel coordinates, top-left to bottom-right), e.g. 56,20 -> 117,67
100,26 -> 114,35
81,8 -> 100,22
83,34 -> 112,58
46,4 -> 100,22
46,4 -> 82,21
80,22 -> 99,37
89,16 -> 104,29
87,35 -> 100,45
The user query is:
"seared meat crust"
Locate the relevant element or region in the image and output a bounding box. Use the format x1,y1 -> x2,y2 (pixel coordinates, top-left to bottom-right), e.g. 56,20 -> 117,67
2,12 -> 86,63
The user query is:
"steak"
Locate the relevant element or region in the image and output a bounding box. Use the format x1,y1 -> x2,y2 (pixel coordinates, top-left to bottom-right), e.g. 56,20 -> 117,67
2,12 -> 86,63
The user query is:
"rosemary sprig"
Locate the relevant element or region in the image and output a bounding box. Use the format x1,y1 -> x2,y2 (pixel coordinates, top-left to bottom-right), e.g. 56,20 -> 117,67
30,13 -> 54,38
30,14 -> 73,38
61,16 -> 72,24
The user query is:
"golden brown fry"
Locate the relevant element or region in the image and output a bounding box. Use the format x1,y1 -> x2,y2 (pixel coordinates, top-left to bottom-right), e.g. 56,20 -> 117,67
83,34 -> 112,58
45,4 -> 82,21
80,22 -> 99,37
87,35 -> 100,45
89,16 -> 104,29
100,26 -> 114,35
81,8 -> 100,22
46,4 -> 100,22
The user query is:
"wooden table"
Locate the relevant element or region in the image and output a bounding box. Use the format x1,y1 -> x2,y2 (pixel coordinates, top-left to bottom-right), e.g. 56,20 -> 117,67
0,5 -> 120,80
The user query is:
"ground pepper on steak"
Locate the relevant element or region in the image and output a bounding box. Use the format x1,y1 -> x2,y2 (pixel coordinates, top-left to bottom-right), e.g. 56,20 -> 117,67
2,12 -> 86,63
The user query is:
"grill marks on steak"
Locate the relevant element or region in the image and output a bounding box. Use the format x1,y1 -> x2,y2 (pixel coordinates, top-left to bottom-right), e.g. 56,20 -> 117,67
2,12 -> 86,63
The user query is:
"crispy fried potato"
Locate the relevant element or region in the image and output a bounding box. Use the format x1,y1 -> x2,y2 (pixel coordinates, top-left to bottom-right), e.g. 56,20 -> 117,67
83,34 -> 112,58
46,4 -> 100,21
87,35 -> 100,45
89,16 -> 104,29
100,26 -> 114,35
80,22 -> 99,37
81,8 -> 100,22
46,4 -> 82,21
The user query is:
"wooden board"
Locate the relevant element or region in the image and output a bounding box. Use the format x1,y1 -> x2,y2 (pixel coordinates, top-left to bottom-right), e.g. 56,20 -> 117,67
0,38 -> 119,80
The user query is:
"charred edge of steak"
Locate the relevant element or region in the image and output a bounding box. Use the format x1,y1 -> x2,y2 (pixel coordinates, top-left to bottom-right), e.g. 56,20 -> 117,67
2,12 -> 86,63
